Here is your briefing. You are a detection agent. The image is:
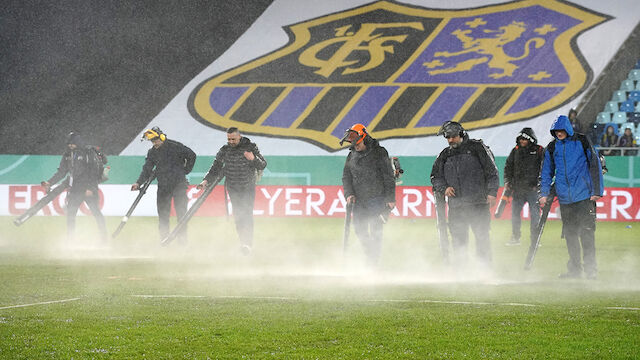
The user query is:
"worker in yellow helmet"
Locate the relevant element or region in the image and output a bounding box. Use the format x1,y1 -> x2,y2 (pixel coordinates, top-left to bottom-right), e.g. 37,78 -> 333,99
132,127 -> 196,244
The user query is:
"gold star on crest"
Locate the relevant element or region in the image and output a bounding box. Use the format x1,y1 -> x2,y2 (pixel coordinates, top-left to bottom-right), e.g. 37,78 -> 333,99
534,24 -> 557,35
423,60 -> 444,69
529,71 -> 552,81
465,18 -> 487,28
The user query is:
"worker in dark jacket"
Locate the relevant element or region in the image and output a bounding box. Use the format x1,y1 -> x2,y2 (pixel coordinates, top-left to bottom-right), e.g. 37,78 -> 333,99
540,115 -> 603,279
42,132 -> 108,243
132,127 -> 196,243
431,121 -> 499,266
504,127 -> 544,247
341,124 -> 396,267
198,127 -> 267,255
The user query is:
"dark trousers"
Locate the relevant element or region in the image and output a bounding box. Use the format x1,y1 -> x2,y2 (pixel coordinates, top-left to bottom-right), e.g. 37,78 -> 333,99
352,203 -> 384,267
227,185 -> 256,247
66,186 -> 107,242
511,189 -> 540,246
157,181 -> 188,243
435,192 -> 450,261
448,203 -> 492,265
559,199 -> 597,275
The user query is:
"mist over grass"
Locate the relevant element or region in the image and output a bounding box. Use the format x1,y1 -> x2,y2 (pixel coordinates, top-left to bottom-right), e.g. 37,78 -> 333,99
1,216 -> 639,358
3,215 -> 639,285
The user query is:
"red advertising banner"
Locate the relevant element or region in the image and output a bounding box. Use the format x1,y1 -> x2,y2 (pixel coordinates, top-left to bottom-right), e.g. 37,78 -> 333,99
4,185 -> 640,221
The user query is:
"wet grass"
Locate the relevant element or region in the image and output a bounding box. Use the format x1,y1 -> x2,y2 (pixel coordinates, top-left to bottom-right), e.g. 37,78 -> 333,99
0,216 -> 639,359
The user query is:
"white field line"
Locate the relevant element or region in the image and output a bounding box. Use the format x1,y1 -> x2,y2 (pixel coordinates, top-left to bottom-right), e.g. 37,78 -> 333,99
367,299 -> 538,307
130,295 -> 535,306
132,295 -> 207,298
0,298 -> 81,310
215,295 -> 298,301
6,296 -> 633,311
131,295 -> 297,301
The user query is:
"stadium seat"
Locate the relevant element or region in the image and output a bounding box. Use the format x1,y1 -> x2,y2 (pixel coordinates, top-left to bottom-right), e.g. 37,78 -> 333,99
596,112 -> 611,123
620,100 -> 635,112
611,90 -> 627,102
636,59 -> 640,69
620,79 -> 635,91
629,112 -> 640,126
620,122 -> 636,132
630,69 -> 640,81
604,101 -> 619,113
636,102 -> 640,112
628,90 -> 640,102
612,111 -> 628,124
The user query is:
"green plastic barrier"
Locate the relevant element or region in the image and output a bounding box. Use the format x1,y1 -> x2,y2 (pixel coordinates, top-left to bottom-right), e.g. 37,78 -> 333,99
0,155 -> 637,187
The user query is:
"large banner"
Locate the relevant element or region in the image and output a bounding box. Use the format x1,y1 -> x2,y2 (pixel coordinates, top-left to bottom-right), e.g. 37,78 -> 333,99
120,0 -> 639,157
3,185 -> 639,221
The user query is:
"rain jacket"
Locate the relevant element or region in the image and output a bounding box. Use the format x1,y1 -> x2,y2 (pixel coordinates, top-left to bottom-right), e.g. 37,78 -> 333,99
48,146 -> 103,189
204,136 -> 267,188
136,139 -> 196,191
618,133 -> 636,147
599,124 -> 619,148
504,128 -> 544,194
431,134 -> 499,208
342,137 -> 396,206
540,115 -> 604,205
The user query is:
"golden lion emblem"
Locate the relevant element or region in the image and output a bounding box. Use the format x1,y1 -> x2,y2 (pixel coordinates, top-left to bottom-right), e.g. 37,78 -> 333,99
428,21 -> 545,79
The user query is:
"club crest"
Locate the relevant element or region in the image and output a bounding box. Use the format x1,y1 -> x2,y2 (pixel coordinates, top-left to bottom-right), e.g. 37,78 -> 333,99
189,0 -> 609,151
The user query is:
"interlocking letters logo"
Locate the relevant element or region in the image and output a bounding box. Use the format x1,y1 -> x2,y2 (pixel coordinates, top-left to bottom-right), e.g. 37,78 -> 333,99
189,0 -> 608,151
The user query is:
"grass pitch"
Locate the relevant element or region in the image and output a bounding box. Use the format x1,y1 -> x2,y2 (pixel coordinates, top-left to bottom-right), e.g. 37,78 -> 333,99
1,215 -> 639,359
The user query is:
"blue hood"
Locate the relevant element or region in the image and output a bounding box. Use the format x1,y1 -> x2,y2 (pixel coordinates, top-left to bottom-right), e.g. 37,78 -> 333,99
603,122 -> 620,136
550,115 -> 574,138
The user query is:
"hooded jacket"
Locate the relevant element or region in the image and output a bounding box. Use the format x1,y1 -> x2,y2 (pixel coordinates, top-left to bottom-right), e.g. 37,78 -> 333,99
48,134 -> 104,189
599,124 -> 619,147
430,134 -> 499,208
540,115 -> 604,204
504,127 -> 544,194
48,146 -> 101,189
136,139 -> 196,191
342,137 -> 396,207
204,136 -> 267,188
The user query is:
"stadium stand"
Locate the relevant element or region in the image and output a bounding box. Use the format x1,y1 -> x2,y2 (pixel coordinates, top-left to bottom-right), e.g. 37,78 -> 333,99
612,90 -> 627,101
629,90 -> 640,101
589,57 -> 640,154
621,122 -> 636,132
621,79 -> 635,91
605,101 -> 619,113
597,112 -> 612,123
612,111 -> 628,124
620,100 -> 635,112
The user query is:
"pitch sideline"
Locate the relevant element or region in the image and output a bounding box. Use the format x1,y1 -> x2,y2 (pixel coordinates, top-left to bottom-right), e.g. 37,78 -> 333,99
0,297 -> 81,310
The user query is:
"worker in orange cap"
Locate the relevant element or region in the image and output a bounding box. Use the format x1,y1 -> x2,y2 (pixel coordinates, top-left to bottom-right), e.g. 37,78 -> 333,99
341,123 -> 396,267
